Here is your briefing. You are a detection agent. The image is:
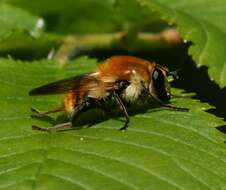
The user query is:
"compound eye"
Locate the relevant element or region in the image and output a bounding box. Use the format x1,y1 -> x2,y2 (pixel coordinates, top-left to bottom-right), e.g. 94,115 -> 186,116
153,70 -> 160,80
152,69 -> 163,81
151,68 -> 170,101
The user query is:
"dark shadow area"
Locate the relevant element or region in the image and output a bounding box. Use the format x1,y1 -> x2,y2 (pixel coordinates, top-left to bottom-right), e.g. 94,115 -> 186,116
0,47 -> 55,61
72,101 -> 169,128
31,114 -> 56,125
31,100 -> 177,131
216,125 -> 226,134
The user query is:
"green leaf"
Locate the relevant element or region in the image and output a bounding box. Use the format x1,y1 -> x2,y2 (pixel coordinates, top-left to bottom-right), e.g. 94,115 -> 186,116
0,3 -> 44,38
0,2 -> 60,54
3,0 -> 226,87
4,0 -> 159,34
136,0 -> 226,87
5,0 -> 226,87
0,0 -> 160,56
0,57 -> 225,189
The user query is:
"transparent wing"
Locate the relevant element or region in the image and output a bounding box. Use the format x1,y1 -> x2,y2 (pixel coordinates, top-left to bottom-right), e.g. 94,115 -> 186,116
29,73 -> 114,96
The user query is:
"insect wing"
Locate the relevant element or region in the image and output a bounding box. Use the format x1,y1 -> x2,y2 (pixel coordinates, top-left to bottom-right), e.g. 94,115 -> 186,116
29,73 -> 103,96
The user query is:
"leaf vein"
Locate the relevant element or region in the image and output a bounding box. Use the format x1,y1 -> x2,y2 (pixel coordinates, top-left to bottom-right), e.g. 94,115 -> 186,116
42,173 -> 89,190
58,146 -> 183,190
48,158 -> 138,190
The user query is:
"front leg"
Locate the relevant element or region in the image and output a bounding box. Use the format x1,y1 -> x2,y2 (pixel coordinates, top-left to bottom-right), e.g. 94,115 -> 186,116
141,81 -> 189,112
113,91 -> 130,130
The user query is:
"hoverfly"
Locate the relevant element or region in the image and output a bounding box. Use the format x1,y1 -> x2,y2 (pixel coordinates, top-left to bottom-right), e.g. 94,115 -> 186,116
29,56 -> 187,132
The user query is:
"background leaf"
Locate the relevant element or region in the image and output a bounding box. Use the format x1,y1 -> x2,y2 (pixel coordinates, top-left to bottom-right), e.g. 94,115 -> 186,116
0,0 -> 162,59
3,0 -> 158,34
0,3 -> 43,38
0,57 -> 225,189
0,2 -> 59,57
4,0 -> 226,87
136,0 -> 226,87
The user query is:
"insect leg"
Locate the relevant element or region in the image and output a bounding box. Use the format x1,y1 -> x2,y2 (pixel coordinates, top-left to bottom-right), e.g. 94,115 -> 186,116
32,122 -> 73,133
152,96 -> 189,112
113,91 -> 130,130
77,97 -> 111,114
170,94 -> 190,99
31,106 -> 71,132
31,106 -> 64,116
160,104 -> 189,112
149,94 -> 189,112
141,82 -> 189,112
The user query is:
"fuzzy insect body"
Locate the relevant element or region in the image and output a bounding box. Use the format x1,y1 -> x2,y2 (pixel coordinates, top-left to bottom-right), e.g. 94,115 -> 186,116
29,56 -> 181,131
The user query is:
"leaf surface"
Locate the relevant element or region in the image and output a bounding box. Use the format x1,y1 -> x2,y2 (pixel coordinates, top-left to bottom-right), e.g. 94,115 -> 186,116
0,57 -> 225,189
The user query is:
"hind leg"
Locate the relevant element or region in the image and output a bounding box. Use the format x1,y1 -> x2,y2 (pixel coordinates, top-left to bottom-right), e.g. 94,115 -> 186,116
31,106 -> 64,116
32,97 -> 96,132
32,122 -> 73,132
31,106 -> 73,132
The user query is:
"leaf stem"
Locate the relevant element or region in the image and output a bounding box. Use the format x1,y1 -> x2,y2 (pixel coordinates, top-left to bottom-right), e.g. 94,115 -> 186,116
53,28 -> 182,64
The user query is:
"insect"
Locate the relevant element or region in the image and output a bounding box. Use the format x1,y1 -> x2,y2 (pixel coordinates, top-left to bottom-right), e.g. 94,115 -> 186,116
29,55 -> 187,132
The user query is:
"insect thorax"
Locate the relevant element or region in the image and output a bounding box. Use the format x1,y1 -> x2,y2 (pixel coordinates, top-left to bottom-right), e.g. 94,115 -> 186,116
121,74 -> 145,103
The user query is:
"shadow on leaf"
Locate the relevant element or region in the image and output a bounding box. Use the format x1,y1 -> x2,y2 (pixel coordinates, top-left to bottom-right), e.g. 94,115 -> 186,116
31,100 -> 178,131
216,125 -> 226,134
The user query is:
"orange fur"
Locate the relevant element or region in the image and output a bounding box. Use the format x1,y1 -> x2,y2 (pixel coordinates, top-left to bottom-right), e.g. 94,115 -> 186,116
99,56 -> 155,82
64,92 -> 78,115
